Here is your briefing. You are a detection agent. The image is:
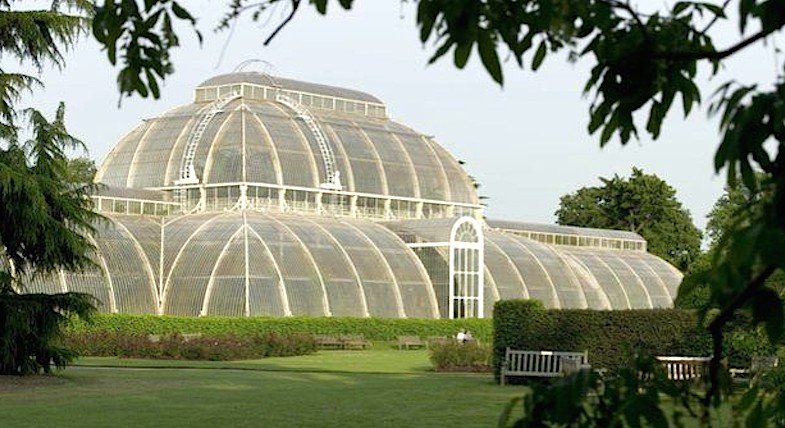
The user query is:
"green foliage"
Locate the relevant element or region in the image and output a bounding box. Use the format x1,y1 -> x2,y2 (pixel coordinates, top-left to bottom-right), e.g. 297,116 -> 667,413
0,276 -> 96,375
0,104 -> 102,277
0,1 -> 89,139
492,300 -> 714,380
0,4 -> 101,375
63,331 -> 316,360
735,349 -> 785,427
66,156 -> 97,184
67,313 -> 493,342
678,181 -> 785,311
556,167 -> 702,270
0,101 -> 101,376
92,0 -> 200,100
428,340 -> 491,372
498,355 -> 703,428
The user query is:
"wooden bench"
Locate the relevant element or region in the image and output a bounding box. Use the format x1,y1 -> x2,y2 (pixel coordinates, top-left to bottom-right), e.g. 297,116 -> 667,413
340,334 -> 372,350
731,355 -> 779,385
500,348 -> 589,385
313,335 -> 343,349
397,335 -> 426,350
655,356 -> 711,381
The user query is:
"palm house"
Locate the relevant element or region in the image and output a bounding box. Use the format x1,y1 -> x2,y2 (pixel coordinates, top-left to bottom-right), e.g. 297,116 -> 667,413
27,71 -> 683,318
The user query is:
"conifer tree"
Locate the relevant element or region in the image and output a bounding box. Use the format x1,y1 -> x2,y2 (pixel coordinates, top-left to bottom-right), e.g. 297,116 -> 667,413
0,0 -> 99,375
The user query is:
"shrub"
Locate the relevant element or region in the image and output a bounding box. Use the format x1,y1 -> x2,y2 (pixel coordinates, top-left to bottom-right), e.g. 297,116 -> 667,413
62,331 -> 316,360
429,340 -> 491,372
0,287 -> 96,375
66,314 -> 493,342
492,299 -> 712,381
491,300 -> 774,382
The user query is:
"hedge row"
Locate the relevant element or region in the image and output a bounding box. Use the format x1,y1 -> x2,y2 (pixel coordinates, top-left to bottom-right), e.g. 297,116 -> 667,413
67,314 -> 493,342
492,300 -> 713,380
62,331 -> 316,360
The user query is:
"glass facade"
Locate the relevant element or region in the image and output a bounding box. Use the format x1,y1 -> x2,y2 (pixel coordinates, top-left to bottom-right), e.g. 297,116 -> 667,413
57,72 -> 686,319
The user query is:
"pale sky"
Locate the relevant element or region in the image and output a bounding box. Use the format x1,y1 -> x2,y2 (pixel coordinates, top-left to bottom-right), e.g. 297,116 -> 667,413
12,1 -> 781,232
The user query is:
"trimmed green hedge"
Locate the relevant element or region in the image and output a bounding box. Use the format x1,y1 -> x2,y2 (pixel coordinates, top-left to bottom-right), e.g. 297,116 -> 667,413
67,314 -> 493,342
492,300 -> 712,380
63,331 -> 316,360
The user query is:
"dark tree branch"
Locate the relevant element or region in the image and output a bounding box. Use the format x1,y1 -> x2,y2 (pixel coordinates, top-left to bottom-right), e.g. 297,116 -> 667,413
660,30 -> 768,61
703,264 -> 778,407
602,0 -> 647,33
263,0 -> 300,45
699,0 -> 731,35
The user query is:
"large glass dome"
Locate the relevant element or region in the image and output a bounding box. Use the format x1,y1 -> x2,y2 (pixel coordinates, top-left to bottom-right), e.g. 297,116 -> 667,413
22,71 -> 685,318
96,72 -> 480,219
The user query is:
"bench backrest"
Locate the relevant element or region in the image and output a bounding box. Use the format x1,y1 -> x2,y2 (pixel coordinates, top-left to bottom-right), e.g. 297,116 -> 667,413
398,336 -> 422,342
504,348 -> 588,376
655,356 -> 711,380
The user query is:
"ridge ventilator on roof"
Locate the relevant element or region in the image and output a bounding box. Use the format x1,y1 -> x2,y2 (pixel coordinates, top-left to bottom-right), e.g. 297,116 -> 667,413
274,91 -> 342,191
174,91 -> 242,206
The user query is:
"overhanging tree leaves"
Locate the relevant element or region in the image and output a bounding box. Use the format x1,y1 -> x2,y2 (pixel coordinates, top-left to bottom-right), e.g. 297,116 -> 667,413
556,167 -> 702,271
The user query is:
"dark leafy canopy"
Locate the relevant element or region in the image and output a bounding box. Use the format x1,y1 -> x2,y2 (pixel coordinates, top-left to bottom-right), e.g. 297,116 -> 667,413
0,1 -> 99,374
678,179 -> 785,309
556,167 -> 702,271
66,156 -> 98,184
91,0 -> 199,100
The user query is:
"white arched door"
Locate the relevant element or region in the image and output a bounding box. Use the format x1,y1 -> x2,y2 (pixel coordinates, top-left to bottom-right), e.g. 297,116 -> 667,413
449,217 -> 484,318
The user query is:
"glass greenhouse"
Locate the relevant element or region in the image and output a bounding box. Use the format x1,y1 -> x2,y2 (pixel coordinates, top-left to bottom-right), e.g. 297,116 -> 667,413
27,72 -> 683,318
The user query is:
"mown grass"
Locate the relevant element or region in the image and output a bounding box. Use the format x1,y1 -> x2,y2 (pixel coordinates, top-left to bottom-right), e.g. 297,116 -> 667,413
0,349 -> 514,427
0,348 -> 733,427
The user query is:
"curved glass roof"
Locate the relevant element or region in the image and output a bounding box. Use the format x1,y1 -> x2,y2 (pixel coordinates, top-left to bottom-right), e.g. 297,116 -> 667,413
24,212 -> 437,318
25,214 -> 682,317
483,230 -> 680,310
96,97 -> 478,205
383,221 -> 681,314
487,219 -> 645,241
198,72 -> 383,104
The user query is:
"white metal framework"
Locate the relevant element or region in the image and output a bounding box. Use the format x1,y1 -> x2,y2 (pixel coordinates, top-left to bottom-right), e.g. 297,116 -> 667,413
153,181 -> 482,221
92,195 -> 181,216
448,217 -> 484,319
194,82 -> 388,119
494,227 -> 647,251
175,92 -> 242,201
275,91 -> 342,190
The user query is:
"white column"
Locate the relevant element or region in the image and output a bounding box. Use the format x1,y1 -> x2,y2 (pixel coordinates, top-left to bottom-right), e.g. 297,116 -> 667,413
239,184 -> 248,210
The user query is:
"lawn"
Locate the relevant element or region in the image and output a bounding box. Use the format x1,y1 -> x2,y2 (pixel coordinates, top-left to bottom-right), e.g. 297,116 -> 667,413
73,348 -> 434,374
0,349 -> 518,427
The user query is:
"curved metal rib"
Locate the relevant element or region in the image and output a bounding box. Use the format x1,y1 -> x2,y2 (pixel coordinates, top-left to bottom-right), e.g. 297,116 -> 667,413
275,92 -> 342,190
175,92 -> 242,201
